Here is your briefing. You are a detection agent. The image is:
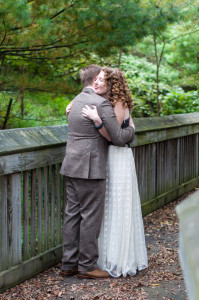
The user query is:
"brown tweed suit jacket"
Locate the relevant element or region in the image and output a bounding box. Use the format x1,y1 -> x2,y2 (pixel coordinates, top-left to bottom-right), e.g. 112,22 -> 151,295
60,87 -> 135,179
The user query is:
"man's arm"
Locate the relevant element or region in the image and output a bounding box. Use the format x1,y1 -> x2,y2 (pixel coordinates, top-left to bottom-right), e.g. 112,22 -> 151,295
97,100 -> 135,146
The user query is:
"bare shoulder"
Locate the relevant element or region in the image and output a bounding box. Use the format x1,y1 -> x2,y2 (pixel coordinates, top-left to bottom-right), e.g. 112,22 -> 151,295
114,101 -> 126,125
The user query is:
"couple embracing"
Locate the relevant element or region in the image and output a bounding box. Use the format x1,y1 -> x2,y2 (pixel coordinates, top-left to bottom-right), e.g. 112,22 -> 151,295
60,65 -> 148,279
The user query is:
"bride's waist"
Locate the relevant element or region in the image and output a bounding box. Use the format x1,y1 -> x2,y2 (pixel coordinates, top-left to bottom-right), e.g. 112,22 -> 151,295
108,142 -> 130,148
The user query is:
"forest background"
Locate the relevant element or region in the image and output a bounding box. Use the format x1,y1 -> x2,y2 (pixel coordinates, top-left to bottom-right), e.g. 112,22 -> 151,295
0,0 -> 199,129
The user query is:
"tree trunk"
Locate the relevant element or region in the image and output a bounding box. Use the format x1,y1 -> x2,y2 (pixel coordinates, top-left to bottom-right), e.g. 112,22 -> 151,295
118,49 -> 123,68
2,98 -> 13,129
19,89 -> 24,118
153,34 -> 160,116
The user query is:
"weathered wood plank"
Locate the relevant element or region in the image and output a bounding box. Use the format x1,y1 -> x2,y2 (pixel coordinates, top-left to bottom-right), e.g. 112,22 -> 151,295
0,245 -> 63,294
56,164 -> 61,244
44,167 -> 49,250
31,169 -> 36,257
150,144 -> 156,200
176,138 -> 180,187
37,168 -> 43,254
0,114 -> 199,157
0,125 -> 68,156
133,124 -> 199,147
23,171 -> 29,261
50,165 -> 55,247
196,134 -> 199,178
7,173 -> 22,266
142,177 -> 199,216
0,146 -> 66,176
134,146 -> 142,201
0,176 -> 8,271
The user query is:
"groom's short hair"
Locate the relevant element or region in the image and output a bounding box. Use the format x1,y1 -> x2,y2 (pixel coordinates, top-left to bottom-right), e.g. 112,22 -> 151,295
80,64 -> 101,87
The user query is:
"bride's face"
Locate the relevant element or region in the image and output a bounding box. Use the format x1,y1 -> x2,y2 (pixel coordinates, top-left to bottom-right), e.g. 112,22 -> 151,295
95,71 -> 108,97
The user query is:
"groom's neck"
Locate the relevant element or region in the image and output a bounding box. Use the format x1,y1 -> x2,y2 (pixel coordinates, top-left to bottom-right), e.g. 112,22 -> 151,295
86,85 -> 96,92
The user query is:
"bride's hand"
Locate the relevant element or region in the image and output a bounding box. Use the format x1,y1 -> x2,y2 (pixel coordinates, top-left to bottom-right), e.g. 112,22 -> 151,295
82,105 -> 100,122
66,100 -> 74,116
129,116 -> 135,129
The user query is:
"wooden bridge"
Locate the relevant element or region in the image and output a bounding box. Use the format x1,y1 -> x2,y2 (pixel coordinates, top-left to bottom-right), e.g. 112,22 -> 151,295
0,112 -> 199,293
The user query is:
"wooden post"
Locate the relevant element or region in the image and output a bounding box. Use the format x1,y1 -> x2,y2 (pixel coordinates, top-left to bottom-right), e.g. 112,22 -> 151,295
51,165 -> 55,247
44,166 -> 49,250
23,171 -> 29,261
0,176 -> 8,271
31,169 -> 36,257
37,168 -> 43,253
57,164 -> 61,244
7,173 -> 22,267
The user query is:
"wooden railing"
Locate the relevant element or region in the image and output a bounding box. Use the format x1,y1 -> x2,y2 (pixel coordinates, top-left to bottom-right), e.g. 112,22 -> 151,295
0,113 -> 199,293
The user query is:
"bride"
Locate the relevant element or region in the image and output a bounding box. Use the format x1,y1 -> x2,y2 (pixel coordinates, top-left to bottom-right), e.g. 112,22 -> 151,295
81,67 -> 148,277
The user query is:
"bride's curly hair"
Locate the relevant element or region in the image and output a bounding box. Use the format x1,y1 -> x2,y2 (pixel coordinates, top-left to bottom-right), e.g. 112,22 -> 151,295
102,67 -> 134,112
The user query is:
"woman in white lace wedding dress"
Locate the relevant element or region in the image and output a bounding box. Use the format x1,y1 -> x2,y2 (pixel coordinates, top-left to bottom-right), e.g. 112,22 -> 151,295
82,67 -> 148,277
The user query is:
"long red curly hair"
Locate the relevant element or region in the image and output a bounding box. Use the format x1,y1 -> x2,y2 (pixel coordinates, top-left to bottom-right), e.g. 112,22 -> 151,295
102,67 -> 134,112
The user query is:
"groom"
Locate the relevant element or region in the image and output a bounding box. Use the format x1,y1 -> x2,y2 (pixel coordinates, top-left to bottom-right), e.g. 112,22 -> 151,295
60,64 -> 135,279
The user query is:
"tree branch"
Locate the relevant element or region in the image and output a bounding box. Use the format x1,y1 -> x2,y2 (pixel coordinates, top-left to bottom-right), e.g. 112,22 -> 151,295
0,19 -> 7,47
166,28 -> 199,44
0,39 -> 89,56
50,3 -> 75,20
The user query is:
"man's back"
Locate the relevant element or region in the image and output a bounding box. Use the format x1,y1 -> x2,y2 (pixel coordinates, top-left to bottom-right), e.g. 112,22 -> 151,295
68,88 -> 107,144
60,88 -> 109,179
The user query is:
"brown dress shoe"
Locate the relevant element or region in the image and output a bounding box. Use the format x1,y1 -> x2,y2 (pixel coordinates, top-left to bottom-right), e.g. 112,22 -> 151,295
60,268 -> 78,277
77,268 -> 110,279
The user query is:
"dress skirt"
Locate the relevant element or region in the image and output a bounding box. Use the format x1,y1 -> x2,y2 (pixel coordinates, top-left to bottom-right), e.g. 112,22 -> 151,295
98,145 -> 148,277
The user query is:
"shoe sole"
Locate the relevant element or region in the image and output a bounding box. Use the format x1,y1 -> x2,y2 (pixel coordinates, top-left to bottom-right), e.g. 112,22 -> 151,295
77,274 -> 109,279
60,271 -> 78,277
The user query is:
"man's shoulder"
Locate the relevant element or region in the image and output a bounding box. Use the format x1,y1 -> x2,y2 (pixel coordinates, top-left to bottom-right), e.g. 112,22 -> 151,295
95,94 -> 108,103
73,88 -> 110,106
97,96 -> 112,108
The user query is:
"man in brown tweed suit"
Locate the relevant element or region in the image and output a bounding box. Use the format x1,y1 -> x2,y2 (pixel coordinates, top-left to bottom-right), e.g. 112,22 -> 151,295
60,65 -> 135,279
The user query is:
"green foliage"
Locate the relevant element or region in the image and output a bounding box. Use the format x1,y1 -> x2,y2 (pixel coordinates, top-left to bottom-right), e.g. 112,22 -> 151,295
162,88 -> 199,115
132,16 -> 199,89
165,26 -> 199,75
0,92 -> 72,128
0,0 -> 198,128
0,0 -> 153,95
119,54 -> 199,117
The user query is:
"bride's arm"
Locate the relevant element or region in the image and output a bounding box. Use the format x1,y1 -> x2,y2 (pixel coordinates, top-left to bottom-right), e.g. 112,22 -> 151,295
82,101 -> 131,141
66,100 -> 74,116
82,105 -> 111,141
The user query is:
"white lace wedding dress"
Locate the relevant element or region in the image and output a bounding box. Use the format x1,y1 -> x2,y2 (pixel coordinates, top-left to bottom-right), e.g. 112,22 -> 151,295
98,144 -> 148,277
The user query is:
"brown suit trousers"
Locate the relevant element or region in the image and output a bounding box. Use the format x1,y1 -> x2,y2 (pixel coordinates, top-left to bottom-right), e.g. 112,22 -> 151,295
62,177 -> 106,272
